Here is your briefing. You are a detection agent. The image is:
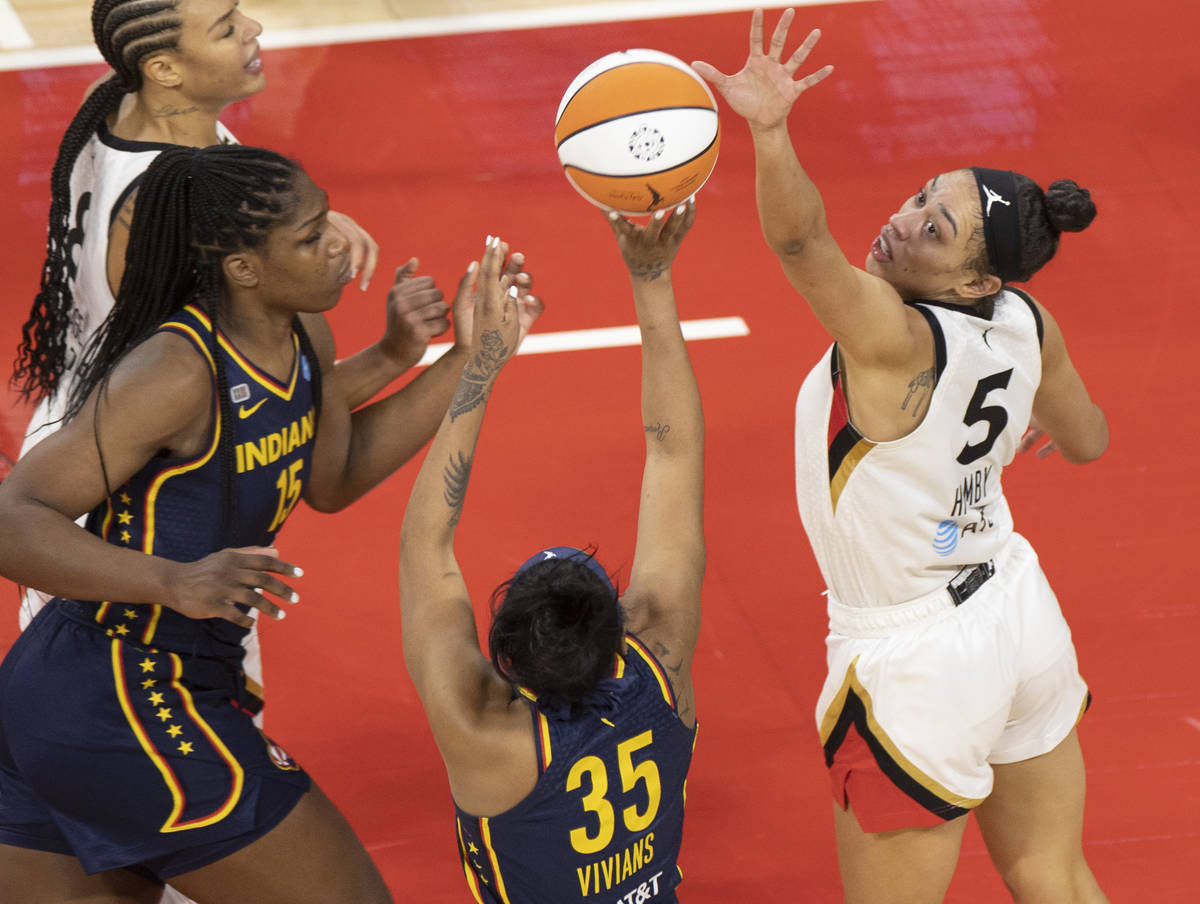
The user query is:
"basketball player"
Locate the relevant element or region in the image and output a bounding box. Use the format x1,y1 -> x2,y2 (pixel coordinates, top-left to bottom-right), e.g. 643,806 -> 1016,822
10,0 -> 508,630
693,10 -> 1109,903
399,204 -> 702,903
0,144 -> 543,903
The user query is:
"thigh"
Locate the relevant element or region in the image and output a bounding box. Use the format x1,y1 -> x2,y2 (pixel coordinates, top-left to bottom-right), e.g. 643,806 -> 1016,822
833,801 -> 967,904
168,784 -> 392,904
0,844 -> 163,904
975,730 -> 1108,903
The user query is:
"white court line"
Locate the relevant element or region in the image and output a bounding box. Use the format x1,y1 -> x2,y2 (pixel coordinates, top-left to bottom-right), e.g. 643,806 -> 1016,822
1185,716 -> 1200,732
0,0 -> 873,72
416,316 -> 749,366
0,0 -> 33,51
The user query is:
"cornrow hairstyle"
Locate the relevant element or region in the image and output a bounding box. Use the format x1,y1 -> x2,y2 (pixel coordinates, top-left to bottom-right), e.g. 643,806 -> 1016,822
71,144 -> 321,543
13,0 -> 184,401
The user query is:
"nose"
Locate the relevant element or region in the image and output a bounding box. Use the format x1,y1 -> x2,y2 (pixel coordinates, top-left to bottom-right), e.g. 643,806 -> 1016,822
244,15 -> 264,41
889,208 -> 920,239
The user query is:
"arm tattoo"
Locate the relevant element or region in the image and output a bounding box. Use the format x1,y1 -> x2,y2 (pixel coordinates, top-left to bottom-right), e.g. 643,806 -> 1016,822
442,450 -> 473,527
449,329 -> 509,421
901,366 -> 935,417
627,257 -> 668,281
644,422 -> 671,441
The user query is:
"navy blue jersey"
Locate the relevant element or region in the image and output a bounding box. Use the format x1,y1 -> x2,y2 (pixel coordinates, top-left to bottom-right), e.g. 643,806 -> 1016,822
454,634 -> 697,904
68,303 -> 318,662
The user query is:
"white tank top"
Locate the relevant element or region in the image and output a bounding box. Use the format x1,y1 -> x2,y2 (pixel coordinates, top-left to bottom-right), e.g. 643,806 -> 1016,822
20,119 -> 236,456
793,289 -> 1044,608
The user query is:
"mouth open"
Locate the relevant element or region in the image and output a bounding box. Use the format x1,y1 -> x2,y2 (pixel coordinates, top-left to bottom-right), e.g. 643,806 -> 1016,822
871,232 -> 892,263
245,52 -> 263,75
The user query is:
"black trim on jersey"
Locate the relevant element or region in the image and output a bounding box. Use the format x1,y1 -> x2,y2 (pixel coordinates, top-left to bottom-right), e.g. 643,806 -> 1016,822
823,687 -> 969,822
826,346 -> 868,482
910,306 -> 948,383
97,118 -> 184,155
907,297 -> 994,322
108,173 -> 145,233
1006,286 -> 1044,349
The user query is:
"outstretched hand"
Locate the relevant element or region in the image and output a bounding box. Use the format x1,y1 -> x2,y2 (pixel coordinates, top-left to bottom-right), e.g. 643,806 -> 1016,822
450,243 -> 544,356
606,199 -> 697,281
165,546 -> 302,628
380,258 -> 451,368
691,7 -> 833,131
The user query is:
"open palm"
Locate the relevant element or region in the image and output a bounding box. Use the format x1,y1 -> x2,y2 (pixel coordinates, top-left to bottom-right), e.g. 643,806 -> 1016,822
692,8 -> 833,131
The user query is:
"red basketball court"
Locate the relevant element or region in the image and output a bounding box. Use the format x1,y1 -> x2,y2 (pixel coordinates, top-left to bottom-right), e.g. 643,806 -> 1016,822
1,1 -> 1197,899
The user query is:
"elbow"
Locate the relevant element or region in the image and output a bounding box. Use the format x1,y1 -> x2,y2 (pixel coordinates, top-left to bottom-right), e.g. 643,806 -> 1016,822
766,234 -> 810,260
1060,408 -> 1109,464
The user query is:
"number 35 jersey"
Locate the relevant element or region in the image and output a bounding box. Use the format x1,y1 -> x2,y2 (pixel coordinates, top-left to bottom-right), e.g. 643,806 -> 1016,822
454,634 -> 697,904
794,288 -> 1044,608
76,303 -> 318,660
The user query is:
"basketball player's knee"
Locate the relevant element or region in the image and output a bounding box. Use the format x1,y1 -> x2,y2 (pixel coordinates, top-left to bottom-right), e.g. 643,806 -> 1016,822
999,854 -> 1100,904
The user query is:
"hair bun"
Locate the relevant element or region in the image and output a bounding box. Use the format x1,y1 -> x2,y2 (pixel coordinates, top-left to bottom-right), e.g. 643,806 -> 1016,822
1044,179 -> 1097,233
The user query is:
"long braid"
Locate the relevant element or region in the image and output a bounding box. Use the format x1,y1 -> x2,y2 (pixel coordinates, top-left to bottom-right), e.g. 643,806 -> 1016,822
73,145 -> 302,543
12,0 -> 182,401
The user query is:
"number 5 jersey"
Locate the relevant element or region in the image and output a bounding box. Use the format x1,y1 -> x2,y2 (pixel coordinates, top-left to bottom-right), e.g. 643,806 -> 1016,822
794,288 -> 1044,608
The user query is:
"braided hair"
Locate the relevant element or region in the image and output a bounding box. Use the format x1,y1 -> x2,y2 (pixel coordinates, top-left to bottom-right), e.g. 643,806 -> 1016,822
73,144 -> 323,544
13,0 -> 185,401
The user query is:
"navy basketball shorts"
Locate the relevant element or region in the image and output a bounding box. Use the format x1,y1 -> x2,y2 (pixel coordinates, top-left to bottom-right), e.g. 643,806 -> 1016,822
0,601 -> 310,878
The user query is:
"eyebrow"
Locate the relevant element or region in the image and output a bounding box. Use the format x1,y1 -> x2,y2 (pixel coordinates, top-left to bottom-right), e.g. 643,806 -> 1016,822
209,4 -> 237,33
295,193 -> 330,231
927,176 -> 958,238
939,204 -> 958,237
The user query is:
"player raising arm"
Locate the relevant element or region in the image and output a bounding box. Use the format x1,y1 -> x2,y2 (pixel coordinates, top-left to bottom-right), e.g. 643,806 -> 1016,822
693,9 -> 1107,904
399,203 -> 703,903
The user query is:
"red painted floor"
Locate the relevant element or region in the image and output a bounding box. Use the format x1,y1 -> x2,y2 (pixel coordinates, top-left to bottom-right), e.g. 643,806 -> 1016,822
2,0 -> 1198,899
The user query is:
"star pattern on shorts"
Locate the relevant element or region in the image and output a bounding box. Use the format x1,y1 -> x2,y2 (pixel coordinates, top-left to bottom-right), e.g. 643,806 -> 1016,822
178,741 -> 194,756
156,707 -> 173,722
117,511 -> 133,525
140,657 -> 157,673
141,678 -> 157,689
166,724 -> 183,738
148,691 -> 165,706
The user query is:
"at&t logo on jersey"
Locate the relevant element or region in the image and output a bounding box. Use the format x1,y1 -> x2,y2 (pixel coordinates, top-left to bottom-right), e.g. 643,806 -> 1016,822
933,520 -> 958,557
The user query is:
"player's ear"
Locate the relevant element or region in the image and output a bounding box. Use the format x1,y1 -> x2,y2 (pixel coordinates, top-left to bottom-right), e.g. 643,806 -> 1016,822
223,252 -> 261,289
142,52 -> 184,90
958,272 -> 1002,299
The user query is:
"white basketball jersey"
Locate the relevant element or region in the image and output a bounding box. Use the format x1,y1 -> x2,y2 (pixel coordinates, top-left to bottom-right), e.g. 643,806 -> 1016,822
794,290 -> 1044,607
20,120 -> 236,456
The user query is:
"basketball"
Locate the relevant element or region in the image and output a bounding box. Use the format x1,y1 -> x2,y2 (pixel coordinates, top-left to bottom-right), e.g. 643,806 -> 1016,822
555,49 -> 720,215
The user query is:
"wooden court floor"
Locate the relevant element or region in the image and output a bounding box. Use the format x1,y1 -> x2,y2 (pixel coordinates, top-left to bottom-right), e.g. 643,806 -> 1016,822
1,0 -> 1198,901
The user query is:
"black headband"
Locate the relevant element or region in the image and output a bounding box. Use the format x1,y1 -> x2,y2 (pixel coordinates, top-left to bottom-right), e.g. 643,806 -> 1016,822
971,167 -> 1022,282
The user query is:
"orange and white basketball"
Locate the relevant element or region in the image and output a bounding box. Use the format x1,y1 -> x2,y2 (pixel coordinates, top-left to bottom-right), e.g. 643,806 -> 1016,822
555,49 -> 720,215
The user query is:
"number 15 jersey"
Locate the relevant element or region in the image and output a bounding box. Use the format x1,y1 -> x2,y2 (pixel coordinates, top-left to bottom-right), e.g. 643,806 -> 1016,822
454,634 -> 697,904
794,288 -> 1044,608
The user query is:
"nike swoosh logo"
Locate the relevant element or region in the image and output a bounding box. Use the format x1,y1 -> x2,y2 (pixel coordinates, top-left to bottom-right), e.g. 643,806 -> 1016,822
238,398 -> 268,419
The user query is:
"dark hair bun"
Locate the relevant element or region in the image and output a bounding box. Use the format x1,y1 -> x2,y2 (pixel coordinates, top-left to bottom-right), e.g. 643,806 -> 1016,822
1044,179 -> 1096,233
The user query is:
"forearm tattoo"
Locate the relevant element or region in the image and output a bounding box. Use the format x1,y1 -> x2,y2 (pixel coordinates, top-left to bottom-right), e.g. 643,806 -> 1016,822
645,422 -> 671,441
450,329 -> 509,421
442,450 -> 473,527
628,257 -> 668,281
901,366 -> 935,418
